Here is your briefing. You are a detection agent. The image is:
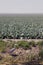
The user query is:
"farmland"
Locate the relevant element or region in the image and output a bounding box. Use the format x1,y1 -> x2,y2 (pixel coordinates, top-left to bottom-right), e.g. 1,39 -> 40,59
0,14 -> 43,39
0,14 -> 43,65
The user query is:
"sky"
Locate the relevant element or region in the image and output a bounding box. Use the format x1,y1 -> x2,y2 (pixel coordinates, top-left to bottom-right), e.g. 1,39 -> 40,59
0,0 -> 43,13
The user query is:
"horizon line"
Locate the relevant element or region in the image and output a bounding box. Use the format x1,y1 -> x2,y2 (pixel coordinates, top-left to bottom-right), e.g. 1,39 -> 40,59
0,13 -> 43,14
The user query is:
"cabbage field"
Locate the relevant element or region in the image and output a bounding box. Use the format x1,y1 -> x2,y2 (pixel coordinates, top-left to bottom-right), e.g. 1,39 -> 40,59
0,14 -> 43,39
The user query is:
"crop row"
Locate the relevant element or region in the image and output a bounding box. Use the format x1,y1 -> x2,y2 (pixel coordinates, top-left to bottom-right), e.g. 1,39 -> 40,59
0,16 -> 43,39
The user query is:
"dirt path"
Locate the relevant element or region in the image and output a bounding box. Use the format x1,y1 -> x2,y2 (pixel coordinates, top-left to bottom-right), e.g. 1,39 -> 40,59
2,39 -> 43,42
